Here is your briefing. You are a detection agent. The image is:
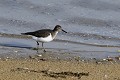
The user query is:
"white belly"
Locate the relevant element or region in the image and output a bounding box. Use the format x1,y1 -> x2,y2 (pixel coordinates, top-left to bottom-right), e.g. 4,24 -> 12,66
32,34 -> 53,42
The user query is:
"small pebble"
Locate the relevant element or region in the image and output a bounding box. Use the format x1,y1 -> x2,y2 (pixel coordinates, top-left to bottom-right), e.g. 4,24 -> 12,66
37,54 -> 42,57
14,51 -> 18,53
115,56 -> 120,60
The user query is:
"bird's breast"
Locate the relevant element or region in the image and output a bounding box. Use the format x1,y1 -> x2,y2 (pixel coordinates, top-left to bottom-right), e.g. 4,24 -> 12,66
52,31 -> 58,39
32,33 -> 53,42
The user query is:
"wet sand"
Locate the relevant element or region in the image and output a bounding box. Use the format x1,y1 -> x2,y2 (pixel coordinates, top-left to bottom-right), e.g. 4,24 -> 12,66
0,58 -> 120,80
0,33 -> 120,59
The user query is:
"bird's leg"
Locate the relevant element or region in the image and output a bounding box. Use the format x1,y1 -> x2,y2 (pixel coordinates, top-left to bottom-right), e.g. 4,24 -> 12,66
36,41 -> 39,53
42,42 -> 46,52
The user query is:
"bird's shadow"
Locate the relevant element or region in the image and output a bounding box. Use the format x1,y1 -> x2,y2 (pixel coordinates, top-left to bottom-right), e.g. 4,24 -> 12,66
0,42 -> 33,49
0,42 -> 46,53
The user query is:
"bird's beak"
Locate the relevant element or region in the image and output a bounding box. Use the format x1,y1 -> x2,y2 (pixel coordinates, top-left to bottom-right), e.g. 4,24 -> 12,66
62,29 -> 67,33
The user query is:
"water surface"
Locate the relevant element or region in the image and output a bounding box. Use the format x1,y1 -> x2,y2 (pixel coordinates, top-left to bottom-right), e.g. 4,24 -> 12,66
0,0 -> 120,59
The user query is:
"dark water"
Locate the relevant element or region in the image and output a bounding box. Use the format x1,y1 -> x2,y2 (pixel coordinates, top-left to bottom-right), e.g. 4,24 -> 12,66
0,0 -> 120,59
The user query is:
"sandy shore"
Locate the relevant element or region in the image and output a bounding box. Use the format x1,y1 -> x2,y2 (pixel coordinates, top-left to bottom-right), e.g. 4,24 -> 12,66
0,58 -> 120,80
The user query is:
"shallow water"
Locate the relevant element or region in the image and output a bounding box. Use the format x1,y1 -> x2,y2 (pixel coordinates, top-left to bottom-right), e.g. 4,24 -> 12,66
0,35 -> 120,59
0,0 -> 120,59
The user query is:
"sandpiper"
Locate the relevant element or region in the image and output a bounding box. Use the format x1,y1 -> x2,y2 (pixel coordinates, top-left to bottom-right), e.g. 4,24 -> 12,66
21,25 -> 67,52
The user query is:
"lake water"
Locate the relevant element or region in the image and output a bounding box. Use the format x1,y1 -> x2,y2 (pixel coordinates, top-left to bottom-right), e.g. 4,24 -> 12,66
0,0 -> 120,59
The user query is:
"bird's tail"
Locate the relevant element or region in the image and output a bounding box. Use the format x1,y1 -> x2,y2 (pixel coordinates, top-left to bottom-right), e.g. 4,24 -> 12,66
21,32 -> 29,35
21,32 -> 33,35
21,33 -> 26,35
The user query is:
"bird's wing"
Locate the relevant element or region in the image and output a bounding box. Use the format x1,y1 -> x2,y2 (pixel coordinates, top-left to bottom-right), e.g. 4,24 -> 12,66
22,29 -> 52,38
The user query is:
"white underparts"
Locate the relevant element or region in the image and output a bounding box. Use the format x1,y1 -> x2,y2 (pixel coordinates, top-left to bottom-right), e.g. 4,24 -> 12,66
32,33 -> 54,42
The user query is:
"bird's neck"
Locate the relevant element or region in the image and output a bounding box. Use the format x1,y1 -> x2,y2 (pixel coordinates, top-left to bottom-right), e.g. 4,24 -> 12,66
52,31 -> 58,39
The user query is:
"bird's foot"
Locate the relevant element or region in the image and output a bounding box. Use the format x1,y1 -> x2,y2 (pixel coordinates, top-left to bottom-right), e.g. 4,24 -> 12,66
43,49 -> 46,53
